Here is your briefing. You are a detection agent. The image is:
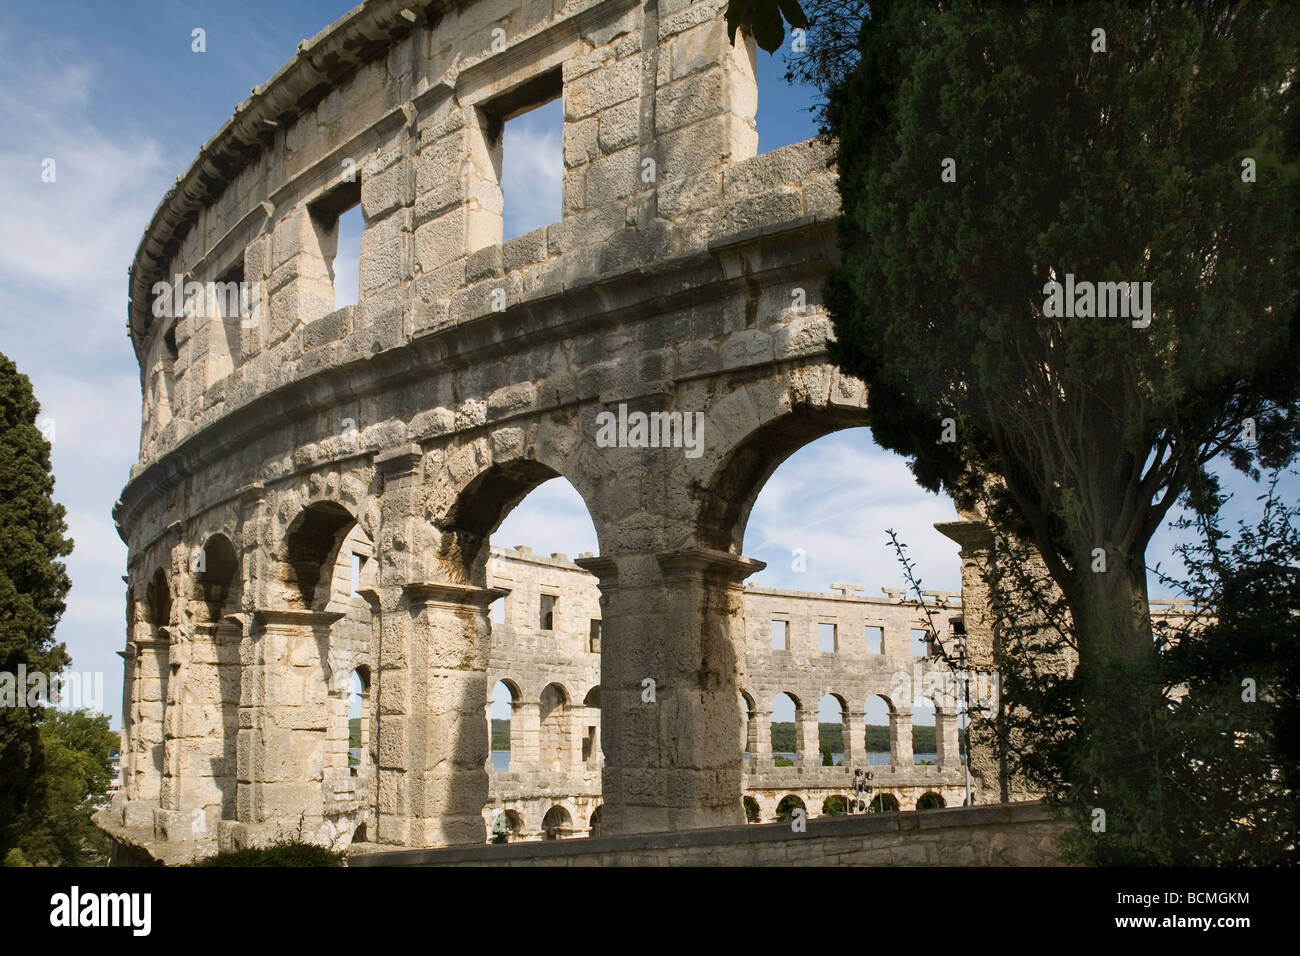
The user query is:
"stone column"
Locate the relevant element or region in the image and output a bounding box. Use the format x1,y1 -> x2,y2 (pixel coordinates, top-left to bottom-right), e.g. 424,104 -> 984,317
890,710 -> 914,767
846,708 -> 868,767
399,581 -> 505,847
510,699 -> 541,773
577,547 -> 763,836
227,609 -> 340,848
797,705 -> 821,768
130,632 -> 170,806
744,707 -> 759,762
752,709 -> 773,769
936,710 -> 962,769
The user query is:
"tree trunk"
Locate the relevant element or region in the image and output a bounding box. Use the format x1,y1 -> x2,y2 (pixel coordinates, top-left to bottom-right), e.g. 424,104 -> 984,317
1066,550 -> 1166,860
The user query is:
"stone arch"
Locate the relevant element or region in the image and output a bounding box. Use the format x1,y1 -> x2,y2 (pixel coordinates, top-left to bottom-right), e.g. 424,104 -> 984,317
822,795 -> 849,816
775,794 -> 805,822
348,666 -> 371,780
541,804 -> 572,840
870,793 -> 901,813
743,795 -> 760,823
539,681 -> 571,771
769,691 -> 802,763
284,500 -> 357,610
588,804 -> 604,838
426,430 -> 607,587
864,693 -> 895,764
194,532 -> 240,623
912,695 -> 938,764
739,690 -> 758,761
818,692 -> 850,766
917,791 -> 946,810
692,378 -> 870,554
488,678 -> 521,771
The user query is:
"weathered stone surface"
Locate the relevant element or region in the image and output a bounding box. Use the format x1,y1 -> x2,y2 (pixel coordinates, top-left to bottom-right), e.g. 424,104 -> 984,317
112,0 -> 1188,864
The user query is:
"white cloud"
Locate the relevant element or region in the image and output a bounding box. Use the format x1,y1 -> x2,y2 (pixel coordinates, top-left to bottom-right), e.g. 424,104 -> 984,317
500,100 -> 563,240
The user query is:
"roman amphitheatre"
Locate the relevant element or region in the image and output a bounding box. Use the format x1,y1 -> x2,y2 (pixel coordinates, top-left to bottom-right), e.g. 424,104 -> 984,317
95,0 -> 1184,866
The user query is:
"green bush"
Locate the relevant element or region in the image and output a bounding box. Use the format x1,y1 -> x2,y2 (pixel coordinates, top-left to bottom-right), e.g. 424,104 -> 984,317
193,838 -> 346,867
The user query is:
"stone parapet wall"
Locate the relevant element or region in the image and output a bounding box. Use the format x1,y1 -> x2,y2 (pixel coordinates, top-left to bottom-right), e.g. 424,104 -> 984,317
350,800 -> 1068,866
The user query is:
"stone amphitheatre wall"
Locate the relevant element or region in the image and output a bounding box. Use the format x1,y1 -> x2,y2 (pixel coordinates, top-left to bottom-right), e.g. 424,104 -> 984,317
480,546 -> 971,842
109,0 -> 881,862
101,0 -> 1196,864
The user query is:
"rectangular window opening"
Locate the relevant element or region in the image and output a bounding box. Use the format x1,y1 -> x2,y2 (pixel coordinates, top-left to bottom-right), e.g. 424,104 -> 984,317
309,178 -> 363,311
818,622 -> 837,653
865,626 -> 883,655
487,69 -> 563,242
911,628 -> 930,658
771,620 -> 788,651
209,259 -> 244,383
588,619 -> 601,653
539,593 -> 557,631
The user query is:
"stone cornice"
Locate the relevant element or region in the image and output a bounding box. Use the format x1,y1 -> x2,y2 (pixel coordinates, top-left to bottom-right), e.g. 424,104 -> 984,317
403,582 -> 507,609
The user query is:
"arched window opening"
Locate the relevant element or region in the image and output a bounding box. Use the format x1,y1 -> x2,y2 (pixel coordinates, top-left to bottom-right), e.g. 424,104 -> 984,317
869,793 -> 900,813
913,697 -> 937,764
864,695 -> 894,765
916,792 -> 946,810
817,694 -> 848,766
775,794 -> 805,823
769,692 -> 801,765
541,805 -> 572,841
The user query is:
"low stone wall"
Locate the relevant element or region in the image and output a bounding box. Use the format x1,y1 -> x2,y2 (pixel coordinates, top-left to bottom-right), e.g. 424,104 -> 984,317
348,801 -> 1068,866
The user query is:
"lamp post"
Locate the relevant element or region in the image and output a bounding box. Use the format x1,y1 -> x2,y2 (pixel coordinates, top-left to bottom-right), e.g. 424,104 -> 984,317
959,637 -> 972,806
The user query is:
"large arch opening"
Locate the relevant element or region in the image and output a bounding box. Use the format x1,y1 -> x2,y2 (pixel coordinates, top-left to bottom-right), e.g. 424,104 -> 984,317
284,501 -> 357,610
817,694 -> 848,766
539,682 -> 571,772
865,695 -> 894,765
488,679 -> 520,773
732,427 -> 961,598
769,692 -> 801,765
476,472 -> 600,787
913,696 -> 937,765
541,804 -> 572,840
194,533 -> 239,623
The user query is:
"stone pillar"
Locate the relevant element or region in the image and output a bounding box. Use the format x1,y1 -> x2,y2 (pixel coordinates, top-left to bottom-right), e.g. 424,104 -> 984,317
510,699 -> 541,773
846,708 -> 868,767
753,709 -> 773,768
890,711 -> 914,767
936,710 -> 962,769
227,609 -> 341,848
797,706 -> 821,768
398,581 -> 504,847
744,707 -> 759,761
577,547 -> 763,836
130,632 -> 170,805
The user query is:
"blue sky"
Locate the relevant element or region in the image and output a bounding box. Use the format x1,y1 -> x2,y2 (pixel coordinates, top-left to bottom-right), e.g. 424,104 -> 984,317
0,3 -> 1292,731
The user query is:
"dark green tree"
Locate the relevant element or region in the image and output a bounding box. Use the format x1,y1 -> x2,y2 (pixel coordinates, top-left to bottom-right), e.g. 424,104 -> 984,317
822,1 -> 1299,844
0,351 -> 73,858
12,710 -> 119,866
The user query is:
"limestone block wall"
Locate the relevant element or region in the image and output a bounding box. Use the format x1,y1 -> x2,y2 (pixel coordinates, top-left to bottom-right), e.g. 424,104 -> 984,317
353,801 -> 1070,866
109,0 -> 918,861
